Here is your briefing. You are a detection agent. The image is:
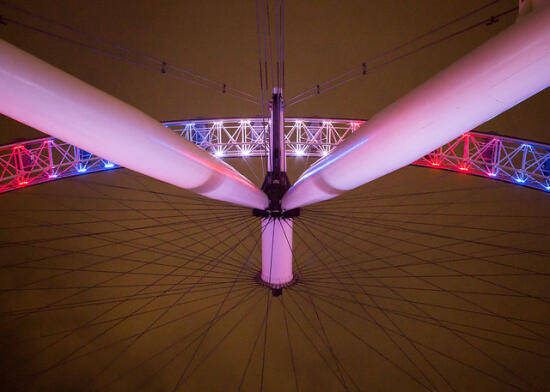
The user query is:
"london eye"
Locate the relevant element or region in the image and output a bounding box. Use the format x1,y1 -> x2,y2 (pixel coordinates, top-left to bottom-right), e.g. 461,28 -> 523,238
1,1 -> 550,391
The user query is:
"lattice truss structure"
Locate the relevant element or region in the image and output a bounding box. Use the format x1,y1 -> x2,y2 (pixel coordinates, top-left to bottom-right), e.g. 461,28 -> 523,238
416,131 -> 550,191
1,118 -> 549,193
0,137 -> 115,192
163,118 -> 363,158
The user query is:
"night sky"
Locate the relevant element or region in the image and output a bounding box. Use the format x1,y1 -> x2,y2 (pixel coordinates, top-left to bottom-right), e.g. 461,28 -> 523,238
1,1 -> 550,391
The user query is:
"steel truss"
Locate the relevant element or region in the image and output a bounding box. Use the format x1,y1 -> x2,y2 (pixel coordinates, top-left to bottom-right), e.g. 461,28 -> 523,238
0,137 -> 115,193
415,131 -> 550,191
1,118 -> 549,194
163,118 -> 363,158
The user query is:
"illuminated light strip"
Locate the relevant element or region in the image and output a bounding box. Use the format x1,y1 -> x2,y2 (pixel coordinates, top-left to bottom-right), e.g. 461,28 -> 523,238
0,118 -> 549,194
293,138 -> 370,187
414,130 -> 550,193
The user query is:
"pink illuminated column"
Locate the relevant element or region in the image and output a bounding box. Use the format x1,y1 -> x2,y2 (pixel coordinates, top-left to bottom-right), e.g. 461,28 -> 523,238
0,40 -> 268,210
261,218 -> 293,287
282,1 -> 550,210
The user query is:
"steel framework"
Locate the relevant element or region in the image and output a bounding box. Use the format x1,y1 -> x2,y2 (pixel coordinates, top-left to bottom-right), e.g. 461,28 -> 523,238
0,136 -> 115,192
163,118 -> 363,158
416,131 -> 550,191
1,118 -> 549,194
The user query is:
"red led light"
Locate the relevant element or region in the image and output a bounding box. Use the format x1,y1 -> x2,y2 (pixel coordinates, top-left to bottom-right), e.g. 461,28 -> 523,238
459,167 -> 469,171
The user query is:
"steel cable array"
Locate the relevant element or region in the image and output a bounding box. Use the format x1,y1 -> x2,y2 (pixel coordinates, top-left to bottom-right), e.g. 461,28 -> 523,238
0,0 -> 259,105
286,0 -> 516,107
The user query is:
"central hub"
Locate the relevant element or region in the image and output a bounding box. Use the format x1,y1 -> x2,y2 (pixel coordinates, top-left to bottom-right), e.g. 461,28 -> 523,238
252,171 -> 300,219
252,88 -> 298,296
261,171 -> 291,212
252,172 -> 300,297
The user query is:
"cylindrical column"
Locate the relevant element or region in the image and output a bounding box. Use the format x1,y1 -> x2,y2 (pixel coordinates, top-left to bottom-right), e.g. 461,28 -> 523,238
0,40 -> 268,210
261,218 -> 293,287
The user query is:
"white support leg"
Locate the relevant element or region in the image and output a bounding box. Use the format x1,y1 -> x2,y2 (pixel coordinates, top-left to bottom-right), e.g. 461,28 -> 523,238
0,40 -> 268,210
261,218 -> 294,287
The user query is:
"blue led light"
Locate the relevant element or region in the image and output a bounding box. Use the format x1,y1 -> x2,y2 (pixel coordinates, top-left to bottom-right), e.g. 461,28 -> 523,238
77,167 -> 87,173
294,137 -> 369,186
104,163 -> 115,168
515,178 -> 526,183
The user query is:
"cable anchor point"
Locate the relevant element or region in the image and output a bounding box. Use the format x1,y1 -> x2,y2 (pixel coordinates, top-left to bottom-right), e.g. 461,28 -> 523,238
486,15 -> 499,26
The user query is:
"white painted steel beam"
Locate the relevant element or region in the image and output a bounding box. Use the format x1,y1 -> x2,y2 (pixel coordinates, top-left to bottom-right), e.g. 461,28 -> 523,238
283,1 -> 550,210
0,40 -> 268,209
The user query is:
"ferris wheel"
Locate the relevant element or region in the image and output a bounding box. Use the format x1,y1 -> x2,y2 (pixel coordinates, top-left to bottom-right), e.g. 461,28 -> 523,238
1,0 -> 550,391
